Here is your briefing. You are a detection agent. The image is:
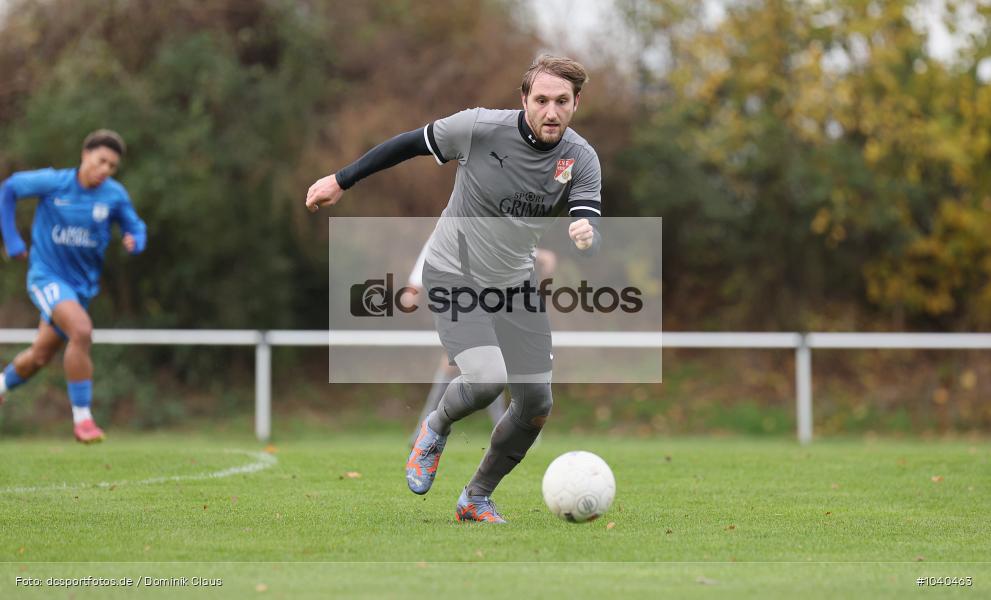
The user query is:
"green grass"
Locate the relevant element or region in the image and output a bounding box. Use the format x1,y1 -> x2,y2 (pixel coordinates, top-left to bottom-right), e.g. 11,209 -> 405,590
1,431 -> 989,598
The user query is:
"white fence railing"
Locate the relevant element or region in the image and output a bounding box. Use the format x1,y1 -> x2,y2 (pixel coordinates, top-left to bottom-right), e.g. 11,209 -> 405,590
3,329 -> 989,444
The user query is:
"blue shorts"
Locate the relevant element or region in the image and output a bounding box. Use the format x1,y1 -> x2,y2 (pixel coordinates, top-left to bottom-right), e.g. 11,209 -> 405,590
26,271 -> 91,339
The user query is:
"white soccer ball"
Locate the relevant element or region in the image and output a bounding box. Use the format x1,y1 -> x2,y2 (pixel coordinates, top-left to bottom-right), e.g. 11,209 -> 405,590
542,451 -> 616,523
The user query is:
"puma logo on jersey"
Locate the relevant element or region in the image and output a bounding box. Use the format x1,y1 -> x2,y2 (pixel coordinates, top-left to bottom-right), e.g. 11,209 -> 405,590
489,151 -> 508,168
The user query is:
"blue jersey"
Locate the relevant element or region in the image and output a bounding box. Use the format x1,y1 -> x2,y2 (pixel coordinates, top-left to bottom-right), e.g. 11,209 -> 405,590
0,168 -> 146,299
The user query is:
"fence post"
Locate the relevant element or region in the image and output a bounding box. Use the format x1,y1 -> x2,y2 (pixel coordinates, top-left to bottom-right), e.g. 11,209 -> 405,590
796,334 -> 813,445
255,331 -> 272,442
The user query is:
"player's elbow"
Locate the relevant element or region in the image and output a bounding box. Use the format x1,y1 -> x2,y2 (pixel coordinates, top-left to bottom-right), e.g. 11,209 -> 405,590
0,175 -> 27,201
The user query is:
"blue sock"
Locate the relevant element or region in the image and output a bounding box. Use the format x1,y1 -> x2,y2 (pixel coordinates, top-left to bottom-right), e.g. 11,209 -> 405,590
67,379 -> 93,408
2,363 -> 27,392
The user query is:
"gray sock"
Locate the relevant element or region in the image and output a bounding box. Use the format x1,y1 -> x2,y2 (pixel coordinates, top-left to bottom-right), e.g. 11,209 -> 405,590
428,346 -> 507,435
467,378 -> 553,497
411,366 -> 454,445
485,390 -> 508,425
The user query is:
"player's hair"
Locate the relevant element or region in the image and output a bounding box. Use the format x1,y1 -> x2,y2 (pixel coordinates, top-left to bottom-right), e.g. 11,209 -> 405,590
521,55 -> 588,98
82,129 -> 126,156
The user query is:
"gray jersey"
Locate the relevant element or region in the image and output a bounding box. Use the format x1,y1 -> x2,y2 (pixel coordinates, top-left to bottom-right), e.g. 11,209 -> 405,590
423,108 -> 601,288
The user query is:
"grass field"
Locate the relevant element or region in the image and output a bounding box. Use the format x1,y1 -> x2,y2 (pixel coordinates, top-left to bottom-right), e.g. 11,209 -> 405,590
1,429 -> 989,598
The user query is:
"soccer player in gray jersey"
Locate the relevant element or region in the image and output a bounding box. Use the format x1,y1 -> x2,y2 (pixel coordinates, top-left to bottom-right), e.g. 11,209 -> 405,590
306,55 -> 601,523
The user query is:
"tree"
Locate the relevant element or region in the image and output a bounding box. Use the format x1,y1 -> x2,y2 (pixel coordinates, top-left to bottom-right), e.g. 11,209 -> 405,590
624,0 -> 991,329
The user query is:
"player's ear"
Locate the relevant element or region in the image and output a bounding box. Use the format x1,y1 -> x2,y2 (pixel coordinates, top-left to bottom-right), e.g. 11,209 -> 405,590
574,92 -> 580,111
521,92 -> 527,109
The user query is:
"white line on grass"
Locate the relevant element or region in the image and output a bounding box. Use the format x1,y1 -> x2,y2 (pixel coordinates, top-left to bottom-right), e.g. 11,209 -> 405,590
0,449 -> 277,494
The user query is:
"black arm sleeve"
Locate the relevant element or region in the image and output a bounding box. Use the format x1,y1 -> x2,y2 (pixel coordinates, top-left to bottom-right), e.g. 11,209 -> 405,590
561,179 -> 602,257
334,128 -> 431,190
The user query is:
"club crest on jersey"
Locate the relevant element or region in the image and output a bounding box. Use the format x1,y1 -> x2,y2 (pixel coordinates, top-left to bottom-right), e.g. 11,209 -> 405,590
554,159 -> 575,184
92,203 -> 109,222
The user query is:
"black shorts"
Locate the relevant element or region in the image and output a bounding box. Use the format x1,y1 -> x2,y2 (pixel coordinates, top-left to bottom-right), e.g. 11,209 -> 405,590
422,261 -> 553,375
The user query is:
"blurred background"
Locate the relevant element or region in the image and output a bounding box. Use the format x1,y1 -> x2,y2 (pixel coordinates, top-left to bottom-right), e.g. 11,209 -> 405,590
1,0 -> 989,437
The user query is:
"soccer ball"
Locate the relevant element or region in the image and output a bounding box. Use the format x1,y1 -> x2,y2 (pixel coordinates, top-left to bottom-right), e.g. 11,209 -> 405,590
542,451 -> 616,523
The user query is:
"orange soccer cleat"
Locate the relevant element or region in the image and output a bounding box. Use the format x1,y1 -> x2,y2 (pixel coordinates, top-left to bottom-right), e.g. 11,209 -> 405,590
455,488 -> 507,524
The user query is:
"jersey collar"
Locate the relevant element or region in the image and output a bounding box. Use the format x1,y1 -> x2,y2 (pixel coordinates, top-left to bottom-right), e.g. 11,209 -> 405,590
73,168 -> 109,193
518,111 -> 563,152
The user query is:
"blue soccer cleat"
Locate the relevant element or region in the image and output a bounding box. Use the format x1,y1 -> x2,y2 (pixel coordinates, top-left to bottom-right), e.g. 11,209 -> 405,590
406,413 -> 448,495
455,487 -> 507,524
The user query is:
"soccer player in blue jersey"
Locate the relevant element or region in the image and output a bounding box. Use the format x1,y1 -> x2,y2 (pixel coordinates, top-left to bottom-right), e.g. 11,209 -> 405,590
306,56 -> 600,523
0,130 -> 146,443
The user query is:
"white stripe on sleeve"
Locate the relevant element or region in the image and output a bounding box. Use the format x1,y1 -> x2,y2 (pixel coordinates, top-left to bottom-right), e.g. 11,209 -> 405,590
423,125 -> 443,166
569,205 -> 601,215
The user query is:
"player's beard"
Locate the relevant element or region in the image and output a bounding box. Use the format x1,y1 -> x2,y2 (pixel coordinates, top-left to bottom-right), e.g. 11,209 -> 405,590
525,109 -> 568,144
536,123 -> 564,144
532,117 -> 566,144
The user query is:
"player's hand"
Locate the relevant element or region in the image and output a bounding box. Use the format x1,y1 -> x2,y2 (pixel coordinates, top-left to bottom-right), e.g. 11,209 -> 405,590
4,248 -> 28,261
306,174 -> 344,213
569,219 -> 594,250
122,234 -> 136,253
535,248 -> 557,275
399,286 -> 423,310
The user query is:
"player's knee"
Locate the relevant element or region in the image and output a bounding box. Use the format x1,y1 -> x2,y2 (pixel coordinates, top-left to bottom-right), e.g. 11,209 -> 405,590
518,382 -> 553,428
66,324 -> 93,346
457,347 -> 508,403
466,363 -> 508,405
